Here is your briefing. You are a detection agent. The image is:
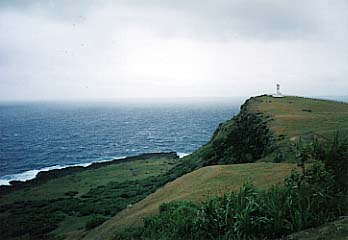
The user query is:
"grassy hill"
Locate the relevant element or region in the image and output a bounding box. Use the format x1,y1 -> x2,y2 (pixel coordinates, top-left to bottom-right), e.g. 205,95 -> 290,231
88,95 -> 347,240
250,95 -> 348,161
0,155 -> 177,204
0,154 -> 179,239
83,163 -> 299,240
1,95 -> 346,240
183,95 -> 348,166
249,96 -> 348,138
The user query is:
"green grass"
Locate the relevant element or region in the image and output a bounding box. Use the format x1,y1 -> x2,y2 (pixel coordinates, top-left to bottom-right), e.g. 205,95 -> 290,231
188,95 -> 347,165
82,162 -> 298,240
0,157 -> 176,204
249,95 -> 348,139
113,160 -> 347,240
250,96 -> 348,162
0,156 -> 178,240
182,95 -> 348,165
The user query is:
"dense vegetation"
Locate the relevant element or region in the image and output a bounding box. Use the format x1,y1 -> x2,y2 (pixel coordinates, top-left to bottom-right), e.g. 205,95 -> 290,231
0,155 -> 180,239
209,111 -> 274,164
0,175 -> 169,239
114,133 -> 348,239
185,97 -> 275,167
0,153 -> 178,196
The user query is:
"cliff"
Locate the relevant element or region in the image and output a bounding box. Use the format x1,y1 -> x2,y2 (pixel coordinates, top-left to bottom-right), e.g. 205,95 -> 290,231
184,95 -> 347,167
188,96 -> 274,166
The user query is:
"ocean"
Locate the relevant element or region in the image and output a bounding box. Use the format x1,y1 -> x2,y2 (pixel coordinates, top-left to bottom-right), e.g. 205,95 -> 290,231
0,98 -> 244,185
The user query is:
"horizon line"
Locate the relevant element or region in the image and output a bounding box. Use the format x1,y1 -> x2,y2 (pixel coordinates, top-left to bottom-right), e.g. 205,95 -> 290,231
0,95 -> 347,103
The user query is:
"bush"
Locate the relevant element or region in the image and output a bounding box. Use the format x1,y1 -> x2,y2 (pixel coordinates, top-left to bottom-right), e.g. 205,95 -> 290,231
296,132 -> 348,193
85,216 -> 108,230
317,132 -> 348,193
64,191 -> 78,197
143,201 -> 199,239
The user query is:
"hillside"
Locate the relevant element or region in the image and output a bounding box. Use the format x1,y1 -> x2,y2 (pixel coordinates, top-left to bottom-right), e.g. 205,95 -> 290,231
1,95 -> 346,240
184,95 -> 348,166
0,154 -> 179,239
249,95 -> 348,161
249,96 -> 348,138
88,95 -> 347,240
83,163 -> 298,240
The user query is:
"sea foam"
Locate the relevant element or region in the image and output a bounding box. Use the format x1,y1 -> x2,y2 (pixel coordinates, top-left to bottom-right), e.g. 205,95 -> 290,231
177,152 -> 191,158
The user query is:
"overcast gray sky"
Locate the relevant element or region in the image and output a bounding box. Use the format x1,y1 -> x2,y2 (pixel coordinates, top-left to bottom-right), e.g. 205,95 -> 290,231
0,0 -> 347,100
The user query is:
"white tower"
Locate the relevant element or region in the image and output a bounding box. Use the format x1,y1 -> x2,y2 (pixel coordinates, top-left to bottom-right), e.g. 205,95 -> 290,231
276,84 -> 280,95
272,84 -> 284,98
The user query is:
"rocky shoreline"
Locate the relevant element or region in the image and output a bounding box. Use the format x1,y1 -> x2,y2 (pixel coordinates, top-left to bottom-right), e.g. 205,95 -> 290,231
0,152 -> 179,196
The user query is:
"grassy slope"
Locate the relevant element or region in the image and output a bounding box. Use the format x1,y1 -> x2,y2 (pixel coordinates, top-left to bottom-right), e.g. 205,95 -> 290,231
86,95 -> 348,240
83,163 -> 298,240
53,157 -> 177,238
189,95 -> 348,164
0,157 -> 177,239
0,157 -> 176,204
251,95 -> 348,162
250,95 -> 348,139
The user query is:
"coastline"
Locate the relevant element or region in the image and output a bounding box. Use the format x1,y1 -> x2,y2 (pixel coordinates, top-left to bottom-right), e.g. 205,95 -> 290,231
0,157 -> 126,186
0,152 -> 190,186
0,152 -> 180,195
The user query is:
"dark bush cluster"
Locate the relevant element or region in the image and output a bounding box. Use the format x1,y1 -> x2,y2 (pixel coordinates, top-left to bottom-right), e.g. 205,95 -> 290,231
0,157 -> 197,240
197,99 -> 274,166
85,216 -> 108,230
0,199 -> 64,239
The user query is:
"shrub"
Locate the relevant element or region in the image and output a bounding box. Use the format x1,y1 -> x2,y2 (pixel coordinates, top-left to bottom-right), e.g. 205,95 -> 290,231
296,132 -> 348,193
85,216 -> 108,230
142,201 -> 199,239
64,191 -> 78,197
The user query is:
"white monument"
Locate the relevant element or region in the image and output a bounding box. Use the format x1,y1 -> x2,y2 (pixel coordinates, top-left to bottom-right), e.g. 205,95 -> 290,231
272,84 -> 284,98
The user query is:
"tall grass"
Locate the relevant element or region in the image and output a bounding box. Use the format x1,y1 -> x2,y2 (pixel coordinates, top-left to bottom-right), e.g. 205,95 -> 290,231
115,134 -> 348,240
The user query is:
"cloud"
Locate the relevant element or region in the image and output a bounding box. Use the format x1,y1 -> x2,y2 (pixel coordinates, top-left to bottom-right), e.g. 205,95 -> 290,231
2,0 -> 344,40
0,0 -> 347,100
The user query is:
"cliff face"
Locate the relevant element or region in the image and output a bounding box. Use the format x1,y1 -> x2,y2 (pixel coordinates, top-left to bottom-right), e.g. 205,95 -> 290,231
186,94 -> 348,167
207,97 -> 274,164
184,96 -> 275,167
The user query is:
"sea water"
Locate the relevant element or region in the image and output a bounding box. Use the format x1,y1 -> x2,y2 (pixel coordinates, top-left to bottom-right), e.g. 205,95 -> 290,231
0,98 -> 244,185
